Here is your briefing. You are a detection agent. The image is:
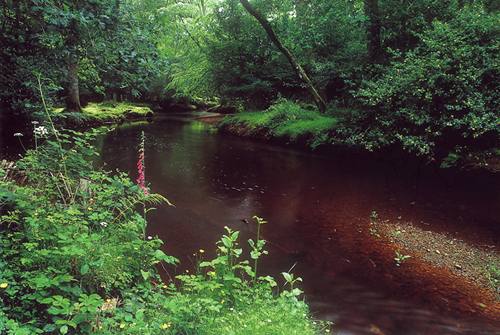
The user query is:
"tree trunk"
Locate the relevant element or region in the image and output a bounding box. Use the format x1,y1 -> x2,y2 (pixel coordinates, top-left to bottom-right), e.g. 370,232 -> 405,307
364,0 -> 382,62
66,55 -> 81,112
239,0 -> 326,113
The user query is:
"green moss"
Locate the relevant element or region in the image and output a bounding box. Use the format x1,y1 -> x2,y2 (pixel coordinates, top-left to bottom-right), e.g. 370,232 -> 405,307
52,101 -> 153,126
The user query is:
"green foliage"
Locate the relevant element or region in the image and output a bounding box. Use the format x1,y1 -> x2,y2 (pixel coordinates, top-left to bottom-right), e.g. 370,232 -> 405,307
3,0 -> 498,167
357,5 -> 500,159
169,226 -> 328,335
0,128 -> 325,334
157,0 -> 220,100
0,0 -> 169,117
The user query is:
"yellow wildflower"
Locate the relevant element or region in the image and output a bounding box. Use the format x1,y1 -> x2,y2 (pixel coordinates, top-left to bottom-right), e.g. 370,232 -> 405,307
0,283 -> 8,289
160,322 -> 171,329
199,249 -> 205,254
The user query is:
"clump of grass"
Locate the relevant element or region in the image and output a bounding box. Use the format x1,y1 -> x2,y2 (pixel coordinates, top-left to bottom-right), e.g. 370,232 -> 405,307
220,99 -> 338,148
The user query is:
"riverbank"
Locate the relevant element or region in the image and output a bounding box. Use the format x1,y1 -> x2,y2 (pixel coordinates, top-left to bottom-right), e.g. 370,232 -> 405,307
371,214 -> 500,319
212,100 -> 499,173
51,101 -> 154,128
217,100 -> 338,150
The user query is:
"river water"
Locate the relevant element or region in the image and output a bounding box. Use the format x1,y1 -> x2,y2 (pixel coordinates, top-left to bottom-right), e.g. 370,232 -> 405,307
97,116 -> 500,335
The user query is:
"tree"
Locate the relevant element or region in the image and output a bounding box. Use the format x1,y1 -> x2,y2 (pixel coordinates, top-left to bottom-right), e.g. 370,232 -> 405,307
239,0 -> 326,112
364,0 -> 382,62
39,1 -> 120,111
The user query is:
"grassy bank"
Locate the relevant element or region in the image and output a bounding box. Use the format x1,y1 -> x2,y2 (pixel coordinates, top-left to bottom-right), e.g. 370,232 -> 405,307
51,101 -> 154,127
0,128 -> 328,334
219,99 -> 338,149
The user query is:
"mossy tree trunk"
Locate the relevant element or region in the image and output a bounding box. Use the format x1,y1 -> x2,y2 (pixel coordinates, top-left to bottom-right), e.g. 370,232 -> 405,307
239,0 -> 327,113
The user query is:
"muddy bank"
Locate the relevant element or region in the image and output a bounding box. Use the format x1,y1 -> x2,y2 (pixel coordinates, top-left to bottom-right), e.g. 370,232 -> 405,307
193,112 -> 225,125
376,219 -> 498,296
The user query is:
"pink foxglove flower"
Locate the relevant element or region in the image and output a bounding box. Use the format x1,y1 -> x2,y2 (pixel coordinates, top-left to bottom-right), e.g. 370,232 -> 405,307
136,131 -> 149,195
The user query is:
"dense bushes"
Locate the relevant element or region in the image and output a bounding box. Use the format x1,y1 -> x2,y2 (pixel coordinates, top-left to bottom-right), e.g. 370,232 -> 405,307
357,6 -> 500,160
0,128 -> 327,334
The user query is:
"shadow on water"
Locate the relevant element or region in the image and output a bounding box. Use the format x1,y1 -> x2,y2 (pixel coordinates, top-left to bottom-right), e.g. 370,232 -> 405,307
98,117 -> 500,335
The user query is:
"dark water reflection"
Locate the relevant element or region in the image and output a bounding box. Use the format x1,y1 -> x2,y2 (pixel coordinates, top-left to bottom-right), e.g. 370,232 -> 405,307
99,117 -> 500,335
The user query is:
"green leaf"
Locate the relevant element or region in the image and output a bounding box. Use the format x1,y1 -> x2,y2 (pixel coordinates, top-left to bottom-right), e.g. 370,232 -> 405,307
141,270 -> 150,281
60,325 -> 68,335
80,264 -> 89,275
282,272 -> 293,283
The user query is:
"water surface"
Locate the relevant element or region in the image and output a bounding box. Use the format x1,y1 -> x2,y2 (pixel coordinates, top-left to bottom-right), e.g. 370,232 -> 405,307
98,117 -> 500,335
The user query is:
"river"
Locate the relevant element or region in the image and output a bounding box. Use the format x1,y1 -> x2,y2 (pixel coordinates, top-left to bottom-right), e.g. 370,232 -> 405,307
97,116 -> 499,335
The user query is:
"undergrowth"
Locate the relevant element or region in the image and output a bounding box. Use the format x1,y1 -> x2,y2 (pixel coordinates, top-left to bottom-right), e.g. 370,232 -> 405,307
0,125 -> 329,334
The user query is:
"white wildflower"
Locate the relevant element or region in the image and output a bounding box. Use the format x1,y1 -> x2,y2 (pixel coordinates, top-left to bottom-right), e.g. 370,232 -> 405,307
13,133 -> 23,137
100,222 -> 108,228
147,236 -> 153,240
34,126 -> 48,137
31,120 -> 39,125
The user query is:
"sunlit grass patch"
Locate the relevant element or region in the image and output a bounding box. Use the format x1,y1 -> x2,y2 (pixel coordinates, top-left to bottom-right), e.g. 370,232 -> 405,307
82,101 -> 153,120
52,101 -> 153,126
274,117 -> 337,139
220,99 -> 338,147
